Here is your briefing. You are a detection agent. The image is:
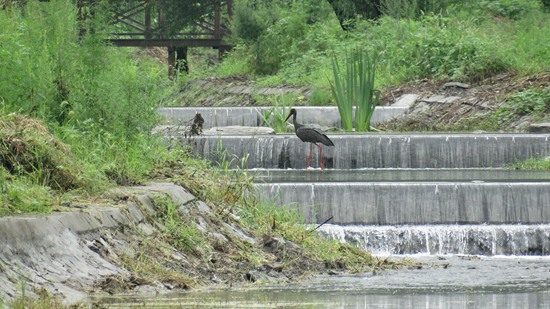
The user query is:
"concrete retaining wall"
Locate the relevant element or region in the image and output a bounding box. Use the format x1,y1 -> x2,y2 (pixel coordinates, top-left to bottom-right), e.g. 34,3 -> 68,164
255,182 -> 550,225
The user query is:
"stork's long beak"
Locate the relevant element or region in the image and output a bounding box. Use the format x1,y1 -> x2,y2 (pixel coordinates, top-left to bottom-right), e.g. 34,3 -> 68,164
284,113 -> 292,122
284,110 -> 294,122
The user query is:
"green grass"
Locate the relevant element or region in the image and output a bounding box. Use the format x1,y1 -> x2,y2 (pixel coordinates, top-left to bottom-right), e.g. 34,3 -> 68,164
214,0 -> 548,95
509,157 -> 550,170
492,86 -> 550,126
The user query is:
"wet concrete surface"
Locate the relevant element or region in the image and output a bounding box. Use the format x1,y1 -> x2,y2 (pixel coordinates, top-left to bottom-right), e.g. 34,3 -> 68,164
159,106 -> 409,128
318,224 -> 550,256
255,181 -> 550,225
248,168 -> 550,183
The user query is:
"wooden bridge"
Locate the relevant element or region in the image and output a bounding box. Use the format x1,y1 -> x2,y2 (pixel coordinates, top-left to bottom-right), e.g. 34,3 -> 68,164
78,0 -> 233,76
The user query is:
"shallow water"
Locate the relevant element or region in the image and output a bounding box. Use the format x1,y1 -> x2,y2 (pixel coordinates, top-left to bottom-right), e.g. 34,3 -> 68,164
248,168 -> 550,183
95,255 -> 550,308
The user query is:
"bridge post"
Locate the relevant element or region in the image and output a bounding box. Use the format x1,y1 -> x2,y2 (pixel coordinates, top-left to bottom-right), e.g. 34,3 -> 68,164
168,46 -> 189,78
144,0 -> 152,39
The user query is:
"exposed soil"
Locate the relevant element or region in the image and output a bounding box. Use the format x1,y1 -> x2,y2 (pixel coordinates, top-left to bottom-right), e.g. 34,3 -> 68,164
174,72 -> 550,132
87,181 -> 395,303
378,72 -> 550,132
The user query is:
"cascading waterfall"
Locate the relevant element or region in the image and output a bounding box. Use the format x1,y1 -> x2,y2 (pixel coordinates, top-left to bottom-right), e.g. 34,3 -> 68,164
186,134 -> 550,169
317,224 -> 550,256
177,132 -> 550,257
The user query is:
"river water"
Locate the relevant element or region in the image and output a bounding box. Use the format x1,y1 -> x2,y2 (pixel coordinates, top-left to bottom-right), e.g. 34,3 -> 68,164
96,254 -> 550,308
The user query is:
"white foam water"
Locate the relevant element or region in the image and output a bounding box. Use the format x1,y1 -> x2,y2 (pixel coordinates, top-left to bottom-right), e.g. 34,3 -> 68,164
317,224 -> 550,256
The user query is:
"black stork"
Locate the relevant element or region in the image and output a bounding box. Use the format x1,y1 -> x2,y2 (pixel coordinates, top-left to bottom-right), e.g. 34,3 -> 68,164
285,108 -> 334,169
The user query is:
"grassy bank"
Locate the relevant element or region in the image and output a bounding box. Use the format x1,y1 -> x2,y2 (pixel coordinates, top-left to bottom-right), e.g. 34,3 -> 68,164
182,0 -> 548,108
0,0 -> 177,214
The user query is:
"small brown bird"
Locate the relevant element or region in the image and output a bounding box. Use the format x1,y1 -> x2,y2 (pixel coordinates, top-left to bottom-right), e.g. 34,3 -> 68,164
285,108 -> 334,169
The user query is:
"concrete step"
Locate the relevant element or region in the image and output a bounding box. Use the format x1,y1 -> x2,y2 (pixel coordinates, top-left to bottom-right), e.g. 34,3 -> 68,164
254,181 -> 550,225
248,168 -> 550,183
182,134 -> 550,169
159,106 -> 409,128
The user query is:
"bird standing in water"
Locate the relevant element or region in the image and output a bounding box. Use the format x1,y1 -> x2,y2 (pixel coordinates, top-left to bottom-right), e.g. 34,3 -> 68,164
284,108 -> 334,169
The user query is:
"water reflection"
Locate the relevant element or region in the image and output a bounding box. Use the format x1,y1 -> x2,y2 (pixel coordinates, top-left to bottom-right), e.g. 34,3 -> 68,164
96,255 -> 550,309
98,287 -> 550,309
99,292 -> 550,309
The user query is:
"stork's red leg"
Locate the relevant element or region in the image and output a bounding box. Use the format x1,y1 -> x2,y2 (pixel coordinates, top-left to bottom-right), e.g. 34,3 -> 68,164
306,143 -> 313,169
316,144 -> 324,169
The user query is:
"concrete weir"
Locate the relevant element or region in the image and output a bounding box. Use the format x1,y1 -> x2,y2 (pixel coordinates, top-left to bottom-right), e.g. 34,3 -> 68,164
249,168 -> 550,183
159,106 -> 408,128
185,134 -> 550,169
254,182 -> 550,225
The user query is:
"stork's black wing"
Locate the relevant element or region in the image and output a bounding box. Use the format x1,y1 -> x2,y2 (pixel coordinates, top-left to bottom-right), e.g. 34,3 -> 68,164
296,126 -> 334,146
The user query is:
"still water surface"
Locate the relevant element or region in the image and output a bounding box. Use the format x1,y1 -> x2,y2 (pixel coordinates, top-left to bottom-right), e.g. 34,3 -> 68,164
97,255 -> 550,308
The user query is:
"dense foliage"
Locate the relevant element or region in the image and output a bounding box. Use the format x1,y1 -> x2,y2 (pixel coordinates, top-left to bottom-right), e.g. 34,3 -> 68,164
0,0 -> 176,214
222,0 -> 549,90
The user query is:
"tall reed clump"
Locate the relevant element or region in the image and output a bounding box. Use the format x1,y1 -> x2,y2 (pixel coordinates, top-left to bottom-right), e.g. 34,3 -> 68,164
330,47 -> 380,132
0,0 -> 175,192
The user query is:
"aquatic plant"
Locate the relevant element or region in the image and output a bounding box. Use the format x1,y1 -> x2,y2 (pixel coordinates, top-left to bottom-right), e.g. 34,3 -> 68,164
330,47 -> 380,132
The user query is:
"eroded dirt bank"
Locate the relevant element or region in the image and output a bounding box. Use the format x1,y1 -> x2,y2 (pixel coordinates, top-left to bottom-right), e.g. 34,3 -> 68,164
0,182 -> 380,305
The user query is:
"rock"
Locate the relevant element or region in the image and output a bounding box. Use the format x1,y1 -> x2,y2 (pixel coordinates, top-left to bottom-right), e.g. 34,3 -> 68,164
393,94 -> 418,108
285,240 -> 302,251
264,262 -> 285,272
262,234 -> 286,252
223,222 -> 256,245
203,126 -> 275,135
196,201 -> 212,214
151,125 -> 190,136
421,95 -> 461,104
245,271 -> 269,283
443,82 -> 471,89
528,123 -> 550,133
134,182 -> 196,207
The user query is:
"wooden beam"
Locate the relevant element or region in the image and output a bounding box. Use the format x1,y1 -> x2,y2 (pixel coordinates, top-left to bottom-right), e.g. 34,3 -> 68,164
109,38 -> 231,48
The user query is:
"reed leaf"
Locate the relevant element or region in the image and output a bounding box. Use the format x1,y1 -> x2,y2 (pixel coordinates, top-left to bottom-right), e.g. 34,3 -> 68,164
330,47 -> 380,132
330,53 -> 353,131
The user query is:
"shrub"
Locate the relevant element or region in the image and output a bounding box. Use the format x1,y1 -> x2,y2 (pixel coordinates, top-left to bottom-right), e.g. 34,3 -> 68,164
482,0 -> 542,20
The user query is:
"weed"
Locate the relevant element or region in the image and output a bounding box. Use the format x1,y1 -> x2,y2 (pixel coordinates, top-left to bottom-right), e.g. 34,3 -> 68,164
492,87 -> 550,124
257,95 -> 294,133
119,239 -> 195,289
0,0 -> 176,198
508,156 -> 550,170
152,149 -> 385,272
482,0 -> 542,20
307,87 -> 333,106
216,0 -> 544,90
